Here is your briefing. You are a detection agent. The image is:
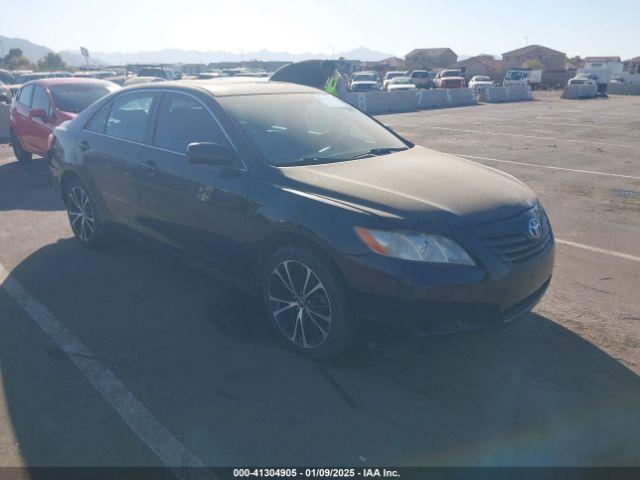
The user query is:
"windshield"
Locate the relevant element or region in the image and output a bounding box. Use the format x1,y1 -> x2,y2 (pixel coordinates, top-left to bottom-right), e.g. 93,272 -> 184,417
505,71 -> 524,80
391,77 -> 411,84
138,68 -> 167,79
353,74 -> 377,82
16,74 -> 47,83
411,71 -> 429,78
386,72 -> 405,80
474,76 -> 490,81
442,70 -> 462,77
219,93 -> 408,166
50,83 -> 118,113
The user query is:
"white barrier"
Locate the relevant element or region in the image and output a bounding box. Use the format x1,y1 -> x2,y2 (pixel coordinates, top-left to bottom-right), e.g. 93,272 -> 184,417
416,89 -> 448,108
608,83 -> 640,95
341,88 -> 477,114
562,85 -> 598,99
480,86 -> 532,103
0,104 -> 9,141
446,88 -> 476,106
617,73 -> 640,85
341,91 -> 415,114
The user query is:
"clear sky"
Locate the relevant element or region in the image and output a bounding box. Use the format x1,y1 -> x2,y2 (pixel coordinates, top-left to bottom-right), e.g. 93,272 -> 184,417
1,0 -> 638,58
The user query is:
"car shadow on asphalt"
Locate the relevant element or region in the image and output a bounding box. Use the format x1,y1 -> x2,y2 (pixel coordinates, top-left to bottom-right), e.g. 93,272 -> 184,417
1,237 -> 639,467
0,157 -> 61,212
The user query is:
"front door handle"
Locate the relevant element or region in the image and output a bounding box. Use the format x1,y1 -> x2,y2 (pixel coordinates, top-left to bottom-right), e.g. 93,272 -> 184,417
141,159 -> 158,176
79,140 -> 90,152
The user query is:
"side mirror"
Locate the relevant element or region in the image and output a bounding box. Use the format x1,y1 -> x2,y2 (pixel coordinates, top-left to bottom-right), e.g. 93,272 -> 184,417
29,108 -> 48,121
186,142 -> 235,166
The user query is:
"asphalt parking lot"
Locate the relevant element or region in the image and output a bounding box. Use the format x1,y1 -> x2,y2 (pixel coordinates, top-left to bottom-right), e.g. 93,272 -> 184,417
0,91 -> 638,470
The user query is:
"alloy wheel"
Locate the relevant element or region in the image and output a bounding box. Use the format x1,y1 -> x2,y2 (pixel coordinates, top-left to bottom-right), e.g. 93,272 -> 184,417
268,260 -> 332,349
67,186 -> 95,242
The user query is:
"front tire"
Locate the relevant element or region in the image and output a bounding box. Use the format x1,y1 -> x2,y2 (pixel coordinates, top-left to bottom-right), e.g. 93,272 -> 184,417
11,132 -> 32,162
262,246 -> 353,359
64,177 -> 107,248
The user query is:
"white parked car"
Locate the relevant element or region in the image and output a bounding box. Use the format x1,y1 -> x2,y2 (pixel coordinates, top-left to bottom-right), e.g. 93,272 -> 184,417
350,71 -> 380,92
350,81 -> 379,92
382,71 -> 409,90
385,77 -> 417,92
468,75 -> 495,92
567,73 -> 598,87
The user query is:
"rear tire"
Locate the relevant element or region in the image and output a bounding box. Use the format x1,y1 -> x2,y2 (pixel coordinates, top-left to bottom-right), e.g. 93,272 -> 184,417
64,177 -> 108,248
262,246 -> 353,360
11,132 -> 32,162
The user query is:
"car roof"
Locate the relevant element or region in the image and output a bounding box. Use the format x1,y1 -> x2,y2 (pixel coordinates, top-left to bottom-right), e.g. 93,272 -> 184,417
122,77 -> 321,97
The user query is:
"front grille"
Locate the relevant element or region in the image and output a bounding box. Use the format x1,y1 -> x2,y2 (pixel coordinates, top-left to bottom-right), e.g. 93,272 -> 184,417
478,211 -> 552,264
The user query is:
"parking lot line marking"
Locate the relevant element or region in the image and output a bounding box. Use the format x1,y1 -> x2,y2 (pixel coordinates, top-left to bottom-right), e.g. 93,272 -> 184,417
453,154 -> 640,180
388,123 -> 637,149
409,117 -> 638,132
0,262 -> 215,480
556,240 -> 640,263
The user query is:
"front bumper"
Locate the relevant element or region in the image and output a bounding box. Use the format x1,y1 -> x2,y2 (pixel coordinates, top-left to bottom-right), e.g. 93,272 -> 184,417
340,240 -> 555,335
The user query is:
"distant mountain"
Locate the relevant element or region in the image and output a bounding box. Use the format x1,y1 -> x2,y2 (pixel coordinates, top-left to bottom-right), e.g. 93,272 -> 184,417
339,47 -> 394,62
2,35 -> 393,67
0,35 -> 105,67
59,46 -> 395,65
60,51 -> 105,67
0,35 -> 51,62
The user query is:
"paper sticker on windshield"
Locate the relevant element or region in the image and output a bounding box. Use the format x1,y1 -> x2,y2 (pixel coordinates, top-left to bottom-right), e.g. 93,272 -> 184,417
314,94 -> 349,108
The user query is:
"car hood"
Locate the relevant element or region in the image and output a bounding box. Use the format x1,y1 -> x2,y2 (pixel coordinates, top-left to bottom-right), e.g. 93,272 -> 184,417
388,84 -> 415,89
278,146 -> 536,229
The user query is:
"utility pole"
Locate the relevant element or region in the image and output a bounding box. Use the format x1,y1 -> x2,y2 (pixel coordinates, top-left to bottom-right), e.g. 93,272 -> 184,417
329,45 -> 335,60
524,35 -> 529,46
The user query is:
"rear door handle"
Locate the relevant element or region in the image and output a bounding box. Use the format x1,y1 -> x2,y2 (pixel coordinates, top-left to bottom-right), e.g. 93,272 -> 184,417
79,140 -> 90,152
141,159 -> 158,175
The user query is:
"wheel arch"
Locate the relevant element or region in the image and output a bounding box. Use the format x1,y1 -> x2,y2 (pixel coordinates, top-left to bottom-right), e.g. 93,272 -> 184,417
59,169 -> 83,197
253,229 -> 349,293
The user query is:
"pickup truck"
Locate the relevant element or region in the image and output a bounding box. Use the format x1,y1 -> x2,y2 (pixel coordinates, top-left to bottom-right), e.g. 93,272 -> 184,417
434,70 -> 466,89
409,70 -> 434,89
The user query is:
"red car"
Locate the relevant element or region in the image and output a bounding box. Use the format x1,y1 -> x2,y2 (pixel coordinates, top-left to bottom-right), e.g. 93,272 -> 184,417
9,78 -> 119,161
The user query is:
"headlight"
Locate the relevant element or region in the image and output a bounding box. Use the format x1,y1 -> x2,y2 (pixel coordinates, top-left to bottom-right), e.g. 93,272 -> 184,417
355,227 -> 475,265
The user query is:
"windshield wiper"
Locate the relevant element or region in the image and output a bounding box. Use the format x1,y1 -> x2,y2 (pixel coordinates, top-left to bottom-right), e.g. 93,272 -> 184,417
281,156 -> 348,166
347,147 -> 409,159
282,147 -> 409,166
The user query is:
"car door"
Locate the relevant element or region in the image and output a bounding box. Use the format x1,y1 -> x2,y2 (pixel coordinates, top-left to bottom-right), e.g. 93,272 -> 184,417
29,85 -> 55,155
11,84 -> 34,149
137,91 -> 249,277
78,90 -> 159,229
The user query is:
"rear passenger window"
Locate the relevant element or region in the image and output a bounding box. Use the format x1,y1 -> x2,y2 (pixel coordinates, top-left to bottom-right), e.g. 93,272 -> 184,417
105,93 -> 155,143
86,104 -> 111,133
153,92 -> 228,154
19,85 -> 34,106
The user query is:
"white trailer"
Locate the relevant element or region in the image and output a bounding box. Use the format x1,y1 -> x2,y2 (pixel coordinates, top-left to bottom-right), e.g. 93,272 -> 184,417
578,60 -> 623,87
503,69 -> 542,88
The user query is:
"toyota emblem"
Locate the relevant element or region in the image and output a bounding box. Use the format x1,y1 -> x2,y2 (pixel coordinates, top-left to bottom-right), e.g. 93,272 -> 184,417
528,217 -> 542,239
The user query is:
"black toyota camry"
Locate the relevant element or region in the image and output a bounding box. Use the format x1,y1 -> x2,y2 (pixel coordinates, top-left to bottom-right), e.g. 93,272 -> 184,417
49,78 -> 554,358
